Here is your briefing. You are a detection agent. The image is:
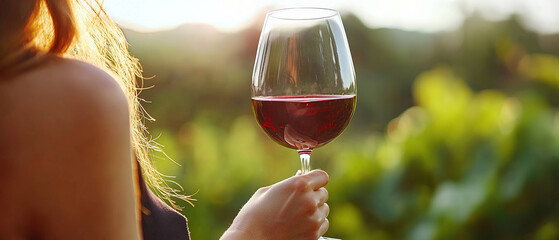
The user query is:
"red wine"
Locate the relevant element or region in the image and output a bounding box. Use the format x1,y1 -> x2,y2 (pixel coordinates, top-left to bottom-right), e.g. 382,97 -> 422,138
252,95 -> 356,150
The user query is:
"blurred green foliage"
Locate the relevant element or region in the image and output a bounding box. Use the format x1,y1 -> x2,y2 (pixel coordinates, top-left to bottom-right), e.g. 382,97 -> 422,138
124,13 -> 559,239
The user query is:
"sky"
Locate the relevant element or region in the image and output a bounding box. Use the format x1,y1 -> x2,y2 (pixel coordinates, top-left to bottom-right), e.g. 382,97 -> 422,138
103,0 -> 559,34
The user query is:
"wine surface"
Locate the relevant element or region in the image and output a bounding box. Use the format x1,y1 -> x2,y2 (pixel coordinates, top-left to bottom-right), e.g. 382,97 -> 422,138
252,95 -> 356,150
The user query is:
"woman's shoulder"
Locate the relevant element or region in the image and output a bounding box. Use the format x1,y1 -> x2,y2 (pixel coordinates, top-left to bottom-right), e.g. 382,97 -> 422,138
0,56 -> 141,238
5,56 -> 126,104
0,54 -> 132,171
1,55 -> 129,130
0,55 -> 132,168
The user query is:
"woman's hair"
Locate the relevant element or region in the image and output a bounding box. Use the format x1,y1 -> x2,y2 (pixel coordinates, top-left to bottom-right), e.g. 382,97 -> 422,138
0,0 -> 192,210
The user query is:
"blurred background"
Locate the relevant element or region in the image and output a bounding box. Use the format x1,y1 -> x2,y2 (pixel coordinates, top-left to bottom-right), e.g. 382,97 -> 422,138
105,0 -> 559,239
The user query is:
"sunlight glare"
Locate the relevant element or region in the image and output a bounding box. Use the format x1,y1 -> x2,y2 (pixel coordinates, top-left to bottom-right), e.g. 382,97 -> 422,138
103,0 -> 262,32
103,0 -> 559,33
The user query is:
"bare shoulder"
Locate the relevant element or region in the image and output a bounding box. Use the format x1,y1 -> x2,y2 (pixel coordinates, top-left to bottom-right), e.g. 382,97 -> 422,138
2,56 -> 129,118
12,56 -> 127,107
1,56 -> 130,145
1,56 -> 131,160
0,56 -> 140,239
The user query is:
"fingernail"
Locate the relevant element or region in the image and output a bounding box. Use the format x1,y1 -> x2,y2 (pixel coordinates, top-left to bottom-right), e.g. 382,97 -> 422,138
296,170 -> 302,176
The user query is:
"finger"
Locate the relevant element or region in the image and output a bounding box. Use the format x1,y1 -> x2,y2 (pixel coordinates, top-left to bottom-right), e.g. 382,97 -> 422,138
315,187 -> 328,206
311,202 -> 329,227
305,170 -> 329,190
319,203 -> 330,219
255,185 -> 272,195
317,218 -> 330,238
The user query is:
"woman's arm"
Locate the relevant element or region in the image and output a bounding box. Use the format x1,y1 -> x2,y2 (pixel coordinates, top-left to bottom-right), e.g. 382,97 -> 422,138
5,58 -> 142,239
221,170 -> 330,240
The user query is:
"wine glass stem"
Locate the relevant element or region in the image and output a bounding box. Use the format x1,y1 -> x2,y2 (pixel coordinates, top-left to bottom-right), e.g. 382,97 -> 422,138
298,149 -> 312,174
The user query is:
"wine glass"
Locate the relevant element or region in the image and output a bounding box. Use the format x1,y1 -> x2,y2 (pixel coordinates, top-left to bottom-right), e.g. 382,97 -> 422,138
251,7 -> 355,240
252,7 -> 356,175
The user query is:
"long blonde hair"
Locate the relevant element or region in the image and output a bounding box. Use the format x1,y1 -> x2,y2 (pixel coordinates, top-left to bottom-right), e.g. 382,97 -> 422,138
0,0 -> 192,210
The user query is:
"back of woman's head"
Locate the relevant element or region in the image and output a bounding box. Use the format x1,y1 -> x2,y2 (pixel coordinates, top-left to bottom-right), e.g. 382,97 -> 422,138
0,0 -> 192,209
0,0 -> 74,74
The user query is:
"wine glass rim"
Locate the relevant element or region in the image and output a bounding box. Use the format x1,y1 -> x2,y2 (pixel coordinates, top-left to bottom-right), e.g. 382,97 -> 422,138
267,7 -> 339,20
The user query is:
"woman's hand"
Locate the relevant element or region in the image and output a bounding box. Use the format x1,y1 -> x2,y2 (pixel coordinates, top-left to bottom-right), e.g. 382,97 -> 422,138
221,170 -> 330,240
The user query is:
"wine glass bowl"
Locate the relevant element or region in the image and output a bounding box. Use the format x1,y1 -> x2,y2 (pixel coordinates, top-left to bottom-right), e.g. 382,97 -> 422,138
252,7 -> 356,172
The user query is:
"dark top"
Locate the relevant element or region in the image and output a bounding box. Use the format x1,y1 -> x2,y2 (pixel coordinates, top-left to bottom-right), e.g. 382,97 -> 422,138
137,165 -> 190,240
